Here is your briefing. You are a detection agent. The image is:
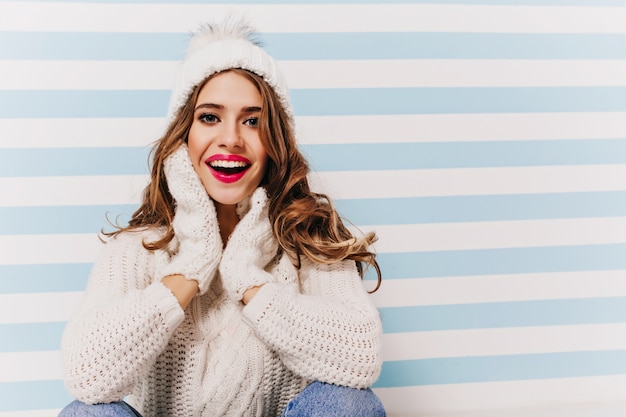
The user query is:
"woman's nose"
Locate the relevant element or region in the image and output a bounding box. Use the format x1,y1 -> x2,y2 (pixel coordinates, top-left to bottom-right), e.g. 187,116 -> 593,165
218,121 -> 244,148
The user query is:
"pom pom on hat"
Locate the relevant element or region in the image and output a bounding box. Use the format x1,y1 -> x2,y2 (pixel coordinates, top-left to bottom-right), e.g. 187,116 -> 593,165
167,16 -> 293,124
186,19 -> 260,56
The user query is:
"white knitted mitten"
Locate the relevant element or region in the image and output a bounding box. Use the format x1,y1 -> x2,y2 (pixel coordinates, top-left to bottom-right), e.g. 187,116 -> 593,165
159,144 -> 222,294
219,187 -> 279,301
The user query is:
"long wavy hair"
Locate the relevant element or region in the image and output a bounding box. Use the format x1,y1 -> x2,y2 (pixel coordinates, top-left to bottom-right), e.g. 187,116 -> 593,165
108,68 -> 381,291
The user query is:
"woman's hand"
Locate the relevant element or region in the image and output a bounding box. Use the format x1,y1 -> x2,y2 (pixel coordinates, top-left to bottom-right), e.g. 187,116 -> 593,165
242,285 -> 262,305
241,252 -> 299,304
219,187 -> 279,302
159,144 -> 223,296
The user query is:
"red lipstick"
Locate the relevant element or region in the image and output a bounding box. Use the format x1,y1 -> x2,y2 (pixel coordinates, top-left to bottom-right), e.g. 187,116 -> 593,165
205,154 -> 251,184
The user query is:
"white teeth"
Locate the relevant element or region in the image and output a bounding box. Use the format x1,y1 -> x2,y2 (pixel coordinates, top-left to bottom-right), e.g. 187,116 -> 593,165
209,160 -> 249,168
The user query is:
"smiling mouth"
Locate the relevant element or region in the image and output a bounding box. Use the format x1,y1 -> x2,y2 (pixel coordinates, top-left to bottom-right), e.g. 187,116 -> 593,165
208,159 -> 250,175
205,154 -> 252,184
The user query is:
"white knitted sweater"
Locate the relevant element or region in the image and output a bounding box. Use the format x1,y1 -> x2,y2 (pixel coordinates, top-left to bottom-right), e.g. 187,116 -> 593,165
61,216 -> 383,416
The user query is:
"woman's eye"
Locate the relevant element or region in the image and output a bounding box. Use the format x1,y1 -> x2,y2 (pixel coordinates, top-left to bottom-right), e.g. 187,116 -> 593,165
244,117 -> 258,127
199,113 -> 219,123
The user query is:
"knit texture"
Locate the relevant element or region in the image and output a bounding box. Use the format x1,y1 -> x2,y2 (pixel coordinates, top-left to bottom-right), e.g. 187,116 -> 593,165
220,187 -> 279,301
167,17 -> 293,125
61,200 -> 382,417
159,144 -> 222,294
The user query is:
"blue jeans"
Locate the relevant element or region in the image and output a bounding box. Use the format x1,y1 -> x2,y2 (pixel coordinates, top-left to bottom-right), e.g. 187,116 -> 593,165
282,382 -> 386,416
58,401 -> 142,416
58,381 -> 386,416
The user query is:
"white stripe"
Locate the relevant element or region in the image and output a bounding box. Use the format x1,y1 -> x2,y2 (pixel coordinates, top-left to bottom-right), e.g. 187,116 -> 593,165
3,271 -> 625,323
366,217 -> 626,253
1,324 -> 624,382
1,3 -> 622,33
371,270 -> 626,308
0,175 -> 148,207
414,404 -> 626,417
2,404 -> 626,417
3,60 -> 626,90
284,60 -> 626,88
2,217 -> 624,264
0,61 -> 178,90
2,164 -> 626,208
2,328 -> 623,381
374,378 -> 626,416
0,396 -> 619,417
0,234 -> 102,265
0,292 -> 82,324
0,351 -> 62,382
382,324 -> 626,362
303,111 -> 620,145
310,165 -> 626,200
0,410 -> 62,417
0,118 -> 163,149
0,322 -> 623,373
1,112 -> 624,149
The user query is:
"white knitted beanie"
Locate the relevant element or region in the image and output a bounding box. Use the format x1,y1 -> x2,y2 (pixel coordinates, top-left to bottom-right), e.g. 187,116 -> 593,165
167,17 -> 293,123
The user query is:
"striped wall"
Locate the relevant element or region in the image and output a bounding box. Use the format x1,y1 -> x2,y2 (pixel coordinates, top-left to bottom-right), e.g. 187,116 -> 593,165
1,1 -> 625,416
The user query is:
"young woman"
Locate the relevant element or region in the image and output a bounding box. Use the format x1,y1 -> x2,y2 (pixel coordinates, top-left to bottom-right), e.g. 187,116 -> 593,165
58,18 -> 385,417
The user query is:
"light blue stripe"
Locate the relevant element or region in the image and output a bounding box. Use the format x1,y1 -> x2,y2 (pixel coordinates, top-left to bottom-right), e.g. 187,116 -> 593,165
2,191 -> 626,235
0,264 -> 91,293
0,244 -> 623,295
3,352 -> 626,411
0,322 -> 65,352
2,87 -> 625,119
0,32 -> 188,60
1,351 -> 625,412
0,147 -> 151,176
293,87 -> 626,116
2,296 -> 626,354
0,0 -> 620,4
373,350 -> 626,388
1,32 -> 623,60
367,244 -> 626,280
0,380 -> 72,412
302,140 -> 626,171
0,242 -> 623,294
0,205 -> 137,235
379,296 -> 626,333
262,33 -> 626,60
0,90 -> 170,118
3,138 -> 626,176
338,192 -> 626,226
1,245 -> 624,294
1,353 -> 625,412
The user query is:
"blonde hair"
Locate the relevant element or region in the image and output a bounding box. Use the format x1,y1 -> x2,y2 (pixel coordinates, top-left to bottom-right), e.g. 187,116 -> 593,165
108,69 -> 381,292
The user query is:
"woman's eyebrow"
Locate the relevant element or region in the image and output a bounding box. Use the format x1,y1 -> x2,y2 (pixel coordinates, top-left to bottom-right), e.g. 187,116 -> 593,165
194,104 -> 261,113
195,103 -> 223,111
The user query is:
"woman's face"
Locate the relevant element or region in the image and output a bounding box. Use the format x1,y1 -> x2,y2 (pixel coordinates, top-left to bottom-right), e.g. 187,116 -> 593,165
187,71 -> 268,207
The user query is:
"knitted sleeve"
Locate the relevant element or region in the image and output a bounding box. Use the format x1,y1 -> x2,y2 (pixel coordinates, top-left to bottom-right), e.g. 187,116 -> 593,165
242,258 -> 383,389
61,230 -> 185,405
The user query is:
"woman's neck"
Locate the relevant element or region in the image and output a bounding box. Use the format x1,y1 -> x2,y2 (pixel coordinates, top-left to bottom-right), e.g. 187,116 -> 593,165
214,202 -> 239,247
